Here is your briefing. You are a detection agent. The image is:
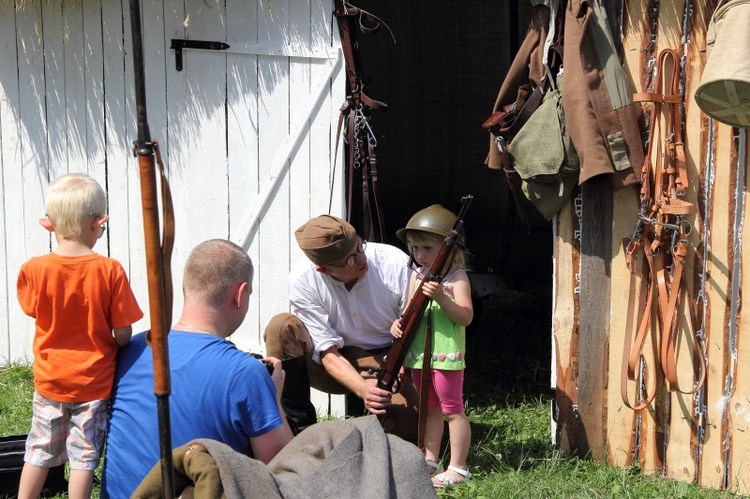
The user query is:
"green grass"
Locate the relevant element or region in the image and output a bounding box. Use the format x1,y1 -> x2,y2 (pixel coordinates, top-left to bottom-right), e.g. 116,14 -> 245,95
0,364 -> 35,435
0,366 -> 733,499
0,290 -> 741,497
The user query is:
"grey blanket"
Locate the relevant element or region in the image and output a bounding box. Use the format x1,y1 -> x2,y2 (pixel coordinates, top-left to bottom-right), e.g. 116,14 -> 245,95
133,415 -> 436,499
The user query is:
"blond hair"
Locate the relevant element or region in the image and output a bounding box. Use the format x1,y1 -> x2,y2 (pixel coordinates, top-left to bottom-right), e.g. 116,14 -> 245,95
405,230 -> 465,270
45,173 -> 107,237
183,239 -> 254,306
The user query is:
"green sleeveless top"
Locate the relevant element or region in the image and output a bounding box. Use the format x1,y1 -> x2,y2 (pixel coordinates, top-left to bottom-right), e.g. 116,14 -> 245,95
404,273 -> 466,371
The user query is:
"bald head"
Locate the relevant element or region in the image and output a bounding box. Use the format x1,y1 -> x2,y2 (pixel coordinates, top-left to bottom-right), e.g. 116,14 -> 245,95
183,239 -> 253,306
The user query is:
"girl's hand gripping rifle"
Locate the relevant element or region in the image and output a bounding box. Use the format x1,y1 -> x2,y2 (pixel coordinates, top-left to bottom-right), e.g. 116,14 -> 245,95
376,195 -> 473,393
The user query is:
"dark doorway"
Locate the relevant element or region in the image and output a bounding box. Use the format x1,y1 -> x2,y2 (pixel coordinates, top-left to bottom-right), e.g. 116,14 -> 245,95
342,0 -> 552,298
338,0 -> 556,408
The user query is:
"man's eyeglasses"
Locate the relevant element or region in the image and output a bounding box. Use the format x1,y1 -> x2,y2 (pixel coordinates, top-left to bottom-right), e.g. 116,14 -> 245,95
90,213 -> 107,239
327,239 -> 367,268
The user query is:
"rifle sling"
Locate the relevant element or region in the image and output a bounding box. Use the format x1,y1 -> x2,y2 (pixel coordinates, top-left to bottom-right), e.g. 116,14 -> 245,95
417,303 -> 433,451
153,141 -> 175,328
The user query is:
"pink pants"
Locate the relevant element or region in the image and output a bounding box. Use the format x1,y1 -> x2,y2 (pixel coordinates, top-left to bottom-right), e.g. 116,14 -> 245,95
410,368 -> 465,414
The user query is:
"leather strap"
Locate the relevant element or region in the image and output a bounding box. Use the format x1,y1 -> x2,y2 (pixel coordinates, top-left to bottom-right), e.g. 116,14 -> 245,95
333,0 -> 387,242
152,140 -> 174,329
417,304 -> 433,451
622,48 -> 706,410
620,237 -> 657,410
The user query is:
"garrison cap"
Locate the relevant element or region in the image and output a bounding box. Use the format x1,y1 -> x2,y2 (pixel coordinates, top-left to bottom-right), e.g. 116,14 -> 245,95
295,215 -> 358,266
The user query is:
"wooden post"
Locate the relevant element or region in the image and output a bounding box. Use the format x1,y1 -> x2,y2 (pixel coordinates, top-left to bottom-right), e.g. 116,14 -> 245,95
576,179 -> 613,461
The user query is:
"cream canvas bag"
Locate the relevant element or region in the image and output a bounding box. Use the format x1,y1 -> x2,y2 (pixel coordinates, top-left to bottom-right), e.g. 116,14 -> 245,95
694,0 -> 750,128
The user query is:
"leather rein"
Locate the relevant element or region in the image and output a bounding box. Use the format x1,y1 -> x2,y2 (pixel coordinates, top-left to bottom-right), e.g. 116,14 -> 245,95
621,48 -> 706,411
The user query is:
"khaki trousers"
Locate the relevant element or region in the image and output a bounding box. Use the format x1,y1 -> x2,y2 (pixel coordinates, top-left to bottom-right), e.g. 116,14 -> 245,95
264,313 -> 419,443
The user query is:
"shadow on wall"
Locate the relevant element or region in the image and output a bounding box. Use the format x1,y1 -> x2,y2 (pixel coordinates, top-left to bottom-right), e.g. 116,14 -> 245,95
0,0 -> 330,176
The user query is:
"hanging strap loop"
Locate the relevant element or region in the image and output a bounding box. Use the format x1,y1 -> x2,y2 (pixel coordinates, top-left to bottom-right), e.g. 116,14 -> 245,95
621,48 -> 706,410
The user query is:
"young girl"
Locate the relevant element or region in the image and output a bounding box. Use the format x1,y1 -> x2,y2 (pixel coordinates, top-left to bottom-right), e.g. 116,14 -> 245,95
390,204 -> 474,487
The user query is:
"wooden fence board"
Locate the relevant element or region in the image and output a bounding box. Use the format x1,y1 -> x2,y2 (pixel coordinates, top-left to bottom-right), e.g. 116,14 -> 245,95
606,187 -> 640,467
577,181 -> 613,460
12,5 -> 50,360
257,0 -> 292,344
63,4 -> 89,173
618,0 -> 653,471
552,200 -> 579,450
0,0 -> 19,361
226,0 -> 263,337
730,130 -> 750,495
83,1 -> 105,174
660,0 -> 701,484
701,121 -> 733,490
680,0 -> 710,486
102,0 -> 139,280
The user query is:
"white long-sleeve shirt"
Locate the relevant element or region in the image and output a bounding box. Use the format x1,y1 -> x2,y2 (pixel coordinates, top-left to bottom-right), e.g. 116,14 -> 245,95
289,243 -> 410,363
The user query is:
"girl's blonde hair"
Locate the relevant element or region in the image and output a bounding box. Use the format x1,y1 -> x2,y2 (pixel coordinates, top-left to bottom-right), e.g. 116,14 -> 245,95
45,173 -> 107,237
405,230 -> 466,270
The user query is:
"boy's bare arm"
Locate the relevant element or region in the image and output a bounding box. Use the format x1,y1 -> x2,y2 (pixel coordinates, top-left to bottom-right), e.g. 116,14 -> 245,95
113,326 -> 133,347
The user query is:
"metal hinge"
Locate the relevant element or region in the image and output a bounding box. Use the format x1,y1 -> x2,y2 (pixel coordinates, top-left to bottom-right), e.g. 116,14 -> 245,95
170,39 -> 230,71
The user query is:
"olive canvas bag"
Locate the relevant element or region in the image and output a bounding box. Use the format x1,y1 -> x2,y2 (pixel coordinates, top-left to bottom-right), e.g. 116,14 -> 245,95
507,72 -> 580,219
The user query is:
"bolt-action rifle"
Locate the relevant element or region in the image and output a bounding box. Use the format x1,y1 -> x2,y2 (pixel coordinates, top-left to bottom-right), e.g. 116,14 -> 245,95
129,0 -> 176,496
376,195 -> 473,393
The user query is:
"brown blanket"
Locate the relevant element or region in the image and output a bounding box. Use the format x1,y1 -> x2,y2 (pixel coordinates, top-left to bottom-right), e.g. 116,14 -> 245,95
133,416 -> 437,499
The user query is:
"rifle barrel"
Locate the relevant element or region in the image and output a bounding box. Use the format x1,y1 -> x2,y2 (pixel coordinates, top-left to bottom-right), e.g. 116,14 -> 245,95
129,0 -> 175,496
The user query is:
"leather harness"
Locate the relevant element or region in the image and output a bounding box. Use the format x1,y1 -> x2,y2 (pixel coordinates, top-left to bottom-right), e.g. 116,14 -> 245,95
621,48 -> 706,410
333,0 -> 387,242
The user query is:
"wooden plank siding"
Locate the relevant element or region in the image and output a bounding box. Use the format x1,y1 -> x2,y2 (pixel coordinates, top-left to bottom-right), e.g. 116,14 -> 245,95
0,0 -> 344,417
553,0 -> 750,493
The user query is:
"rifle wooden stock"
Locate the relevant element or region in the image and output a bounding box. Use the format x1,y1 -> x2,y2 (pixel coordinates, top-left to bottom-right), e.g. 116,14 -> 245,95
130,0 -> 175,496
376,195 -> 473,393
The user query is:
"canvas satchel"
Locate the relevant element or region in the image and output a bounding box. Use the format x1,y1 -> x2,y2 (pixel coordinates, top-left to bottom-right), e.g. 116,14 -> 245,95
694,0 -> 750,128
507,73 -> 580,219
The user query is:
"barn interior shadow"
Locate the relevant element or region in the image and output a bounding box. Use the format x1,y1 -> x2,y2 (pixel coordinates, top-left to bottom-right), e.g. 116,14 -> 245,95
343,0 -> 554,411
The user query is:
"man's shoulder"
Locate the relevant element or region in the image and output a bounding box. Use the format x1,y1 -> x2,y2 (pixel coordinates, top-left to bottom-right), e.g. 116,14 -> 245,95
367,243 -> 409,267
118,331 -> 149,357
289,258 -> 320,284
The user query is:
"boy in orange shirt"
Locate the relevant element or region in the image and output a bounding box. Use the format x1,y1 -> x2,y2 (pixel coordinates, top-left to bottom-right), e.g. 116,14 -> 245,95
16,173 -> 143,499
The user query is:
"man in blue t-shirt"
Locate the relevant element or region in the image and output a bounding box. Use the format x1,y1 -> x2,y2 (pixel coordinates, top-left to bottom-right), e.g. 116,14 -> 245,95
102,240 -> 293,498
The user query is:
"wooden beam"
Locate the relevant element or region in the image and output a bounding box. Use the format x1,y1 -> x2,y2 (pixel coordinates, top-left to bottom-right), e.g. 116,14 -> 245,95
577,179 -> 613,461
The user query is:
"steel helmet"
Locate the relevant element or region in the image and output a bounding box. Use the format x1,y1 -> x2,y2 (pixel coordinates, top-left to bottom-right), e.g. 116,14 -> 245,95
396,204 -> 458,243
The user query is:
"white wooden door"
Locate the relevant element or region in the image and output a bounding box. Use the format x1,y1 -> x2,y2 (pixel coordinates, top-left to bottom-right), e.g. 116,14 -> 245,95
0,0 -> 345,416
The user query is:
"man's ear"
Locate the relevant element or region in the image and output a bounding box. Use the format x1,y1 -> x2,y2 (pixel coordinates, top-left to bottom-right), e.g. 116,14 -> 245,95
39,218 -> 54,232
233,281 -> 250,308
315,265 -> 332,276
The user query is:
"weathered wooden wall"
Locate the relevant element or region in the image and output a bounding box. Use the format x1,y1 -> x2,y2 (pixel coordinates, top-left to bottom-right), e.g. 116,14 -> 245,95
553,0 -> 750,493
0,0 -> 345,416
